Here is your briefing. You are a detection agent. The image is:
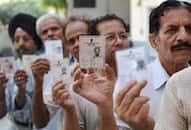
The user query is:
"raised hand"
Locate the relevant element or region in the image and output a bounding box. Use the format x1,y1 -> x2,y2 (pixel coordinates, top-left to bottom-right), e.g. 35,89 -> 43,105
14,70 -> 28,90
73,64 -> 115,107
0,72 -> 8,96
115,80 -> 154,130
52,80 -> 74,109
31,58 -> 50,81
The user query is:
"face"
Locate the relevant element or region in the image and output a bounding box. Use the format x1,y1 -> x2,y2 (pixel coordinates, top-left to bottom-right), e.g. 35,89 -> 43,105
150,8 -> 191,69
39,18 -> 64,42
65,21 -> 88,60
97,19 -> 130,66
13,29 -> 37,58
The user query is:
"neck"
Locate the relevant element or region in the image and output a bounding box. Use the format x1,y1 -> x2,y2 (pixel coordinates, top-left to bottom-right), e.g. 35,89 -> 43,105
160,58 -> 188,76
109,60 -> 117,78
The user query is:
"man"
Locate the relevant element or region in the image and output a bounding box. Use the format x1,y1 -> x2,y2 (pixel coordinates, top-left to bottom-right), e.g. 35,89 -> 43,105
32,14 -> 131,130
36,13 -> 64,42
1,13 -> 44,130
115,1 -> 191,130
36,13 -> 68,57
154,67 -> 191,130
32,16 -> 90,130
56,14 -> 131,130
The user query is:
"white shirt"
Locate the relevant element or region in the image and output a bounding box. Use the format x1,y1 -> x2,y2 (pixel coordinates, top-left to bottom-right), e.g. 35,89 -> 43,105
114,58 -> 169,128
155,67 -> 191,130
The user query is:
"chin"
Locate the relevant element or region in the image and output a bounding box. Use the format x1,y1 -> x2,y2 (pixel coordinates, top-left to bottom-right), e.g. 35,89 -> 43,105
174,57 -> 191,65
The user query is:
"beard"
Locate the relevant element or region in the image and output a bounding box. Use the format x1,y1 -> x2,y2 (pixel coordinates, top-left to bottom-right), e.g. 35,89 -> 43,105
14,45 -> 36,58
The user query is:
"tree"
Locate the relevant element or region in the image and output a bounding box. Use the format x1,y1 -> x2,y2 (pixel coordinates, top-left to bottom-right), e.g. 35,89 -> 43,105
0,0 -> 46,25
39,0 -> 67,16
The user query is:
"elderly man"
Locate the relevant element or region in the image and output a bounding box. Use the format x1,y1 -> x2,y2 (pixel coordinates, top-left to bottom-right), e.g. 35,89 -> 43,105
35,13 -> 68,57
53,14 -> 131,130
0,13 -> 44,130
32,16 -> 90,130
115,1 -> 191,130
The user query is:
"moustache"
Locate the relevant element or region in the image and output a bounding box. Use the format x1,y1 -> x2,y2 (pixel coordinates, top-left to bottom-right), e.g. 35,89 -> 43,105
15,45 -> 33,56
171,42 -> 191,51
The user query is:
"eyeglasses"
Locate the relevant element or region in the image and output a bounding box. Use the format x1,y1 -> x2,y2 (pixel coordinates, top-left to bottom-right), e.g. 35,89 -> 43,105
104,32 -> 129,44
67,34 -> 86,46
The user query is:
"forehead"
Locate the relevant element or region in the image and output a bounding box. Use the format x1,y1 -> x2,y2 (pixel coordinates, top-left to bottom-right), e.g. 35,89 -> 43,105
160,8 -> 191,28
40,18 -> 62,30
65,21 -> 88,37
97,20 -> 126,34
14,29 -> 30,37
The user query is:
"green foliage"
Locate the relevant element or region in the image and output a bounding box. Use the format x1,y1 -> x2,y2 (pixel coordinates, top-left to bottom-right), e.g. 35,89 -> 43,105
40,0 -> 67,14
0,0 -> 47,25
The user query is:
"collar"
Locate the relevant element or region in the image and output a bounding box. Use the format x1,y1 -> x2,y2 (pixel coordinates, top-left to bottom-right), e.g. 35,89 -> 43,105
68,55 -> 77,66
147,58 -> 170,90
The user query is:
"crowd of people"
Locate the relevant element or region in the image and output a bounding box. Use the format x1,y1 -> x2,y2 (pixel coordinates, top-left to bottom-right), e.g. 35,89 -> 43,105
1,0 -> 191,130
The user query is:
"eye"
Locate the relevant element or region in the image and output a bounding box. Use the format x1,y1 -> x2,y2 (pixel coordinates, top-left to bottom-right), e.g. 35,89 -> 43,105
23,36 -> 31,42
51,27 -> 59,32
164,26 -> 178,35
13,37 -> 20,43
185,24 -> 191,33
106,34 -> 115,42
41,30 -> 48,36
68,38 -> 75,45
119,33 -> 128,40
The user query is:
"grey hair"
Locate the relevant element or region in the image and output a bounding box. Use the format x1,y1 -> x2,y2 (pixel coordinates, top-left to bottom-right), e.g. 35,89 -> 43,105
36,13 -> 64,36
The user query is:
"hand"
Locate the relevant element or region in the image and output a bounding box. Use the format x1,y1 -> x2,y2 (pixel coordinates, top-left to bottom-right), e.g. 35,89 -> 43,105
115,80 -> 154,130
52,80 -> 74,109
0,72 -> 8,94
31,58 -> 50,81
14,70 -> 28,90
73,64 -> 115,107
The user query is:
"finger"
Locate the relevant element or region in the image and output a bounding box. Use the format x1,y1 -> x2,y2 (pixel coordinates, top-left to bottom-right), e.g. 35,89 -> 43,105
52,81 -> 66,98
15,77 -> 27,82
125,80 -> 147,102
57,92 -> 70,106
15,69 -> 26,74
105,64 -> 115,80
0,73 -> 6,79
127,96 -> 149,117
71,63 -> 80,76
73,79 -> 82,94
127,80 -> 147,98
14,72 -> 27,78
116,81 -> 136,107
117,80 -> 147,109
54,89 -> 69,102
33,58 -> 49,64
87,67 -> 95,74
73,68 -> 82,81
136,103 -> 150,121
33,62 -> 50,70
32,59 -> 50,68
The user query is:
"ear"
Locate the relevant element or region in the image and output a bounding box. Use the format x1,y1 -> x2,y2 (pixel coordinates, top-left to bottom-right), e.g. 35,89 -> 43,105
149,34 -> 159,51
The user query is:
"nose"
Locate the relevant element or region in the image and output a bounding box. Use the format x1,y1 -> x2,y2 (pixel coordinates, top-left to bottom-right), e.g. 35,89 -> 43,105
176,27 -> 190,42
18,38 -> 24,46
74,39 -> 79,48
114,35 -> 123,47
47,29 -> 54,37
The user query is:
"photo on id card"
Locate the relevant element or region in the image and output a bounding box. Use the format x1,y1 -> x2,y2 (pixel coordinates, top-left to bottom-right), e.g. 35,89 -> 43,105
43,58 -> 69,108
22,55 -> 39,74
113,47 -> 148,128
0,56 -> 16,75
44,40 -> 63,60
79,35 -> 105,69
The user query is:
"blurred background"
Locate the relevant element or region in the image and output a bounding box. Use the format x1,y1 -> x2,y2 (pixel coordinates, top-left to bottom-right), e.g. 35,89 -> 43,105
0,0 -> 190,60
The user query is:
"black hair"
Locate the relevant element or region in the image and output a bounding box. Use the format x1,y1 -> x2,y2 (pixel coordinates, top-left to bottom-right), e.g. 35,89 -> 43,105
149,0 -> 191,35
63,15 -> 90,38
89,14 -> 129,35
